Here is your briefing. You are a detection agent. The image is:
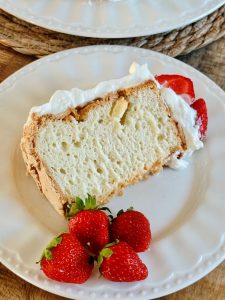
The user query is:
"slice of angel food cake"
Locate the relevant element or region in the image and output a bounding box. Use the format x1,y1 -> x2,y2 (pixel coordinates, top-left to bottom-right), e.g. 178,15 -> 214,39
21,63 -> 208,216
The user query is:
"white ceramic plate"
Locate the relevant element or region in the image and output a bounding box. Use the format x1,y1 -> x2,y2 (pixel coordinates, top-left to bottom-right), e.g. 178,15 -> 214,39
0,0 -> 225,38
0,45 -> 225,300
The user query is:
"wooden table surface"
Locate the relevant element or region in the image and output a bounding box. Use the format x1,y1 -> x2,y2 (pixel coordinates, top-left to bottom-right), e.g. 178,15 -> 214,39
0,38 -> 225,300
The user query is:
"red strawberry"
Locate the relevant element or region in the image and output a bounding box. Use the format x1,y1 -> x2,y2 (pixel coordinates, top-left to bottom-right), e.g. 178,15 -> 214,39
98,241 -> 148,282
67,195 -> 110,255
110,209 -> 151,252
191,98 -> 208,140
40,233 -> 94,283
155,74 -> 195,104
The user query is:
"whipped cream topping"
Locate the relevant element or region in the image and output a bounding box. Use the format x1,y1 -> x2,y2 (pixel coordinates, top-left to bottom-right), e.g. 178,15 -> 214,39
30,63 -> 154,117
165,152 -> 189,169
160,88 -> 203,169
28,63 -> 203,169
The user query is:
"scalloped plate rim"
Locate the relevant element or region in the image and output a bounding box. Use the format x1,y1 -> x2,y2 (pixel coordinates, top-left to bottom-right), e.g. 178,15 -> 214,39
0,45 -> 225,300
0,0 -> 224,38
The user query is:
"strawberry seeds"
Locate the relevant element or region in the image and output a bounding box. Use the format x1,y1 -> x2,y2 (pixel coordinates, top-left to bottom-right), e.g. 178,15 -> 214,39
38,195 -> 151,283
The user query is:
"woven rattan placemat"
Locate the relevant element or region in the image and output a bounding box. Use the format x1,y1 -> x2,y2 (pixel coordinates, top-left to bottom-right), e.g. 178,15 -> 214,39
0,5 -> 224,58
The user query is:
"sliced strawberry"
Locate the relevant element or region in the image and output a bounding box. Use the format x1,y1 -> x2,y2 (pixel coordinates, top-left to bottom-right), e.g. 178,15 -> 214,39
155,74 -> 195,104
191,98 -> 208,140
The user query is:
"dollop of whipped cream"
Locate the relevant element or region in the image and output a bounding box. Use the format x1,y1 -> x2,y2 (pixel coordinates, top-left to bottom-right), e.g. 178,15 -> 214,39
30,63 -> 154,117
28,63 -> 203,169
160,88 -> 203,169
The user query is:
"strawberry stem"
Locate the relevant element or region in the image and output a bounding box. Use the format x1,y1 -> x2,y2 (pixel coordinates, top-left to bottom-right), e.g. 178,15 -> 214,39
104,240 -> 119,248
127,206 -> 134,211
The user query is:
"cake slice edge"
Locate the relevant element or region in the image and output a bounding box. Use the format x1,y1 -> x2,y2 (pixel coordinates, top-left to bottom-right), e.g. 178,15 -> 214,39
21,80 -> 186,216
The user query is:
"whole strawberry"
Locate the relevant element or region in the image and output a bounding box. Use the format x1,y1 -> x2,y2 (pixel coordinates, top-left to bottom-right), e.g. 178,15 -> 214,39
110,208 -> 151,252
67,195 -> 110,255
40,233 -> 94,283
98,241 -> 148,282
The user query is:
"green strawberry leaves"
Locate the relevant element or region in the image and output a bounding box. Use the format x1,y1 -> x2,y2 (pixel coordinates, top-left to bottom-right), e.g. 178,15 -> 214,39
97,248 -> 113,268
116,209 -> 124,217
66,194 -> 96,219
66,193 -> 135,221
38,235 -> 62,263
117,206 -> 133,217
66,197 -> 85,218
127,206 -> 134,211
85,194 -> 97,210
66,194 -> 112,220
43,248 -> 52,260
97,240 -> 118,268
